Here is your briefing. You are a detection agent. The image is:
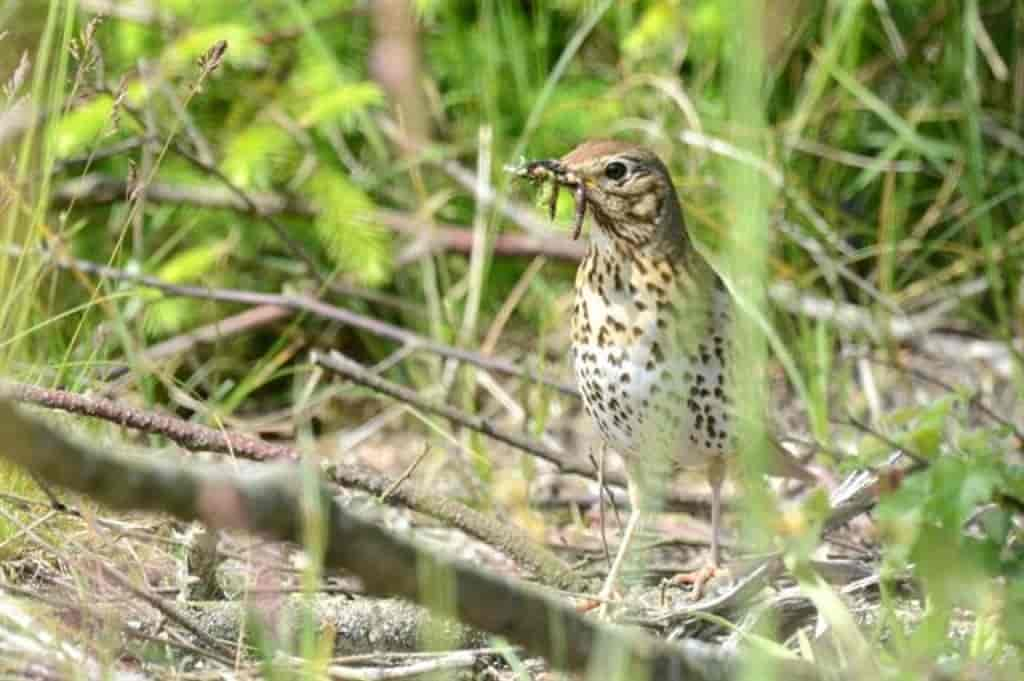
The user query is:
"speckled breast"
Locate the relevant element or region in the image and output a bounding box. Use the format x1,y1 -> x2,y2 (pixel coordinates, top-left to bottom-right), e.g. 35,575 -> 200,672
570,248 -> 734,473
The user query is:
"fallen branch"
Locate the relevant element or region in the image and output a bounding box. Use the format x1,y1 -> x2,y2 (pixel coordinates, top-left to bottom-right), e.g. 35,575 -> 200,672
0,399 -> 821,681
0,380 -> 580,591
187,596 -> 489,656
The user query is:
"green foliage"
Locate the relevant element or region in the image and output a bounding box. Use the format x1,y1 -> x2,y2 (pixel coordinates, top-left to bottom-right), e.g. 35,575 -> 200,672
872,417 -> 1024,662
304,167 -> 392,286
221,123 -> 299,189
298,82 -> 383,129
53,94 -> 117,157
142,239 -> 234,337
624,0 -> 722,63
164,23 -> 268,72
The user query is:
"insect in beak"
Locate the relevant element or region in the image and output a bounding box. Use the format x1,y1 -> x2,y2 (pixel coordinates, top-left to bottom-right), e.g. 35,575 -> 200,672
505,159 -> 589,240
569,182 -> 587,240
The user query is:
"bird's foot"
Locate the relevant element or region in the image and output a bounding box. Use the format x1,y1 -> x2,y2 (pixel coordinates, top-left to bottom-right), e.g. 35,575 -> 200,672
669,563 -> 728,601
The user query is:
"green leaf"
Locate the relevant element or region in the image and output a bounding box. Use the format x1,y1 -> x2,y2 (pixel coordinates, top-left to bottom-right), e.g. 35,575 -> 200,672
143,298 -> 200,338
798,572 -> 875,668
901,395 -> 956,459
137,240 -> 235,327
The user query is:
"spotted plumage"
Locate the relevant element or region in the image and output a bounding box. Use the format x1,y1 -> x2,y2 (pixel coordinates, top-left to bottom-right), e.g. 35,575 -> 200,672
558,140 -> 735,488
571,236 -> 734,476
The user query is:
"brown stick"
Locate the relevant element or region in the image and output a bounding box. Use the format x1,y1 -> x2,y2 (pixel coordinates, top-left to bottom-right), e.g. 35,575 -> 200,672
0,380 -> 580,590
0,380 -> 296,461
382,210 -> 586,262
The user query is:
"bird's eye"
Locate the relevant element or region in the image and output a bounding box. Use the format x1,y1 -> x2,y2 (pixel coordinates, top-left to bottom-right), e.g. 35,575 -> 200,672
604,161 -> 628,181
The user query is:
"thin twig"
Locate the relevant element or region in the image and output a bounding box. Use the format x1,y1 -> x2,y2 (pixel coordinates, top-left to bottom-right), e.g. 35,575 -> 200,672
857,353 -> 1024,443
834,414 -> 929,468
99,564 -> 235,664
52,173 -> 589,260
380,443 -> 431,502
0,380 -> 296,461
313,350 -> 594,479
327,649 -> 483,680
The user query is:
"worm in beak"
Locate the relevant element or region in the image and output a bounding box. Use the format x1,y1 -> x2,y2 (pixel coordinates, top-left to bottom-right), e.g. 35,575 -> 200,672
505,159 -> 588,240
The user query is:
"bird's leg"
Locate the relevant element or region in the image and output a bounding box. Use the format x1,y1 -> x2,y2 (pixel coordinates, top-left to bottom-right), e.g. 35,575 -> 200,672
596,477 -> 642,618
708,455 -> 725,569
671,456 -> 727,600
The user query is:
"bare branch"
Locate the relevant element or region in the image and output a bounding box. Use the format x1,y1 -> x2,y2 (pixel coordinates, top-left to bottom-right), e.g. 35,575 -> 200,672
52,172 -> 587,260
1,380 -> 295,461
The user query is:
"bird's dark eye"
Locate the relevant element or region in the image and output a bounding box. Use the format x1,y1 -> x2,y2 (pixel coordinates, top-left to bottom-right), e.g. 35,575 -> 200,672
604,161 -> 628,181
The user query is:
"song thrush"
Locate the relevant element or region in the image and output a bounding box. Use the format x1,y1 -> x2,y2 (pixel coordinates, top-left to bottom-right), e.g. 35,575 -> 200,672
510,140 -> 753,606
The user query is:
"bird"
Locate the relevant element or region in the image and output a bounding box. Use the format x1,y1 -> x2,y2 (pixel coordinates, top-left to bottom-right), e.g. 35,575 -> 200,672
508,139 -> 817,609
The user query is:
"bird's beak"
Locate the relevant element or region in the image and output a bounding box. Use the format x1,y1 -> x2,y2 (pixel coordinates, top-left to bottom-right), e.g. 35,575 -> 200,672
511,159 -> 578,186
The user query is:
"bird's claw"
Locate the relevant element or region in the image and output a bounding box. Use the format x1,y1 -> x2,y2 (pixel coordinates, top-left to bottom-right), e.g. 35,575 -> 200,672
577,587 -> 623,620
669,564 -> 727,601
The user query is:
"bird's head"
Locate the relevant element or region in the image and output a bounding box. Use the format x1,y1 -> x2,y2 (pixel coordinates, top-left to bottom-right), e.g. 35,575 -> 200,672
514,139 -> 686,249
